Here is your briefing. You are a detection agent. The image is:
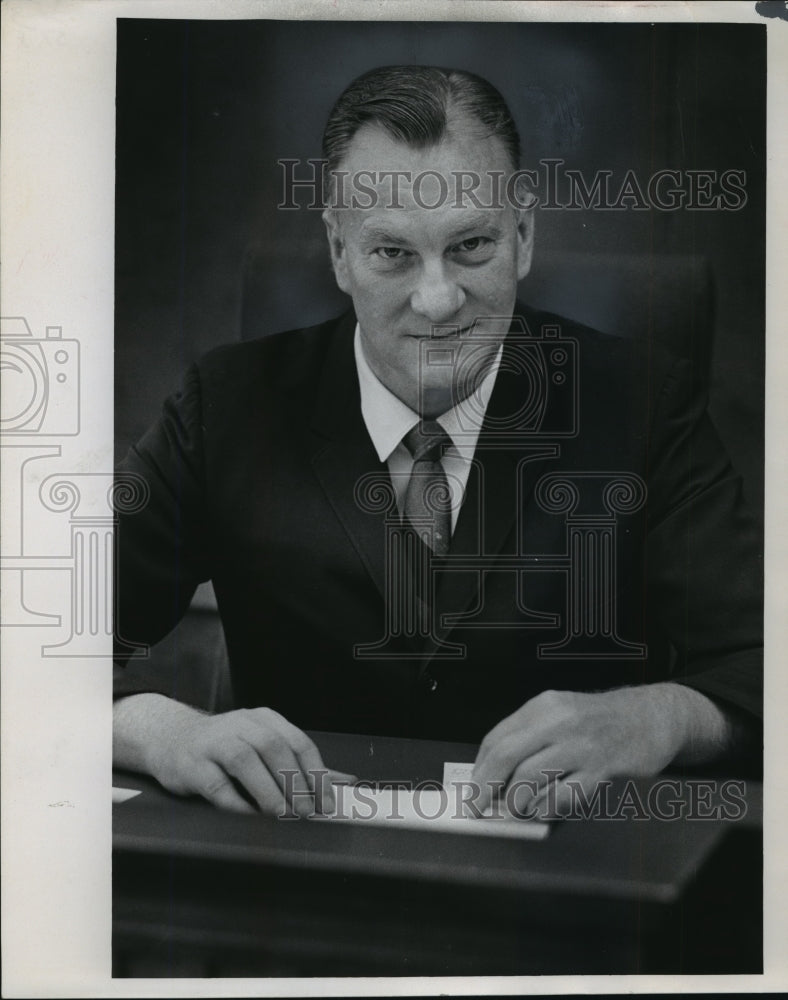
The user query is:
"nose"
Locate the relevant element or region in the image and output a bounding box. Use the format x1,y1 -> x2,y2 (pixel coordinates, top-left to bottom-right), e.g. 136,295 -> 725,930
410,261 -> 466,324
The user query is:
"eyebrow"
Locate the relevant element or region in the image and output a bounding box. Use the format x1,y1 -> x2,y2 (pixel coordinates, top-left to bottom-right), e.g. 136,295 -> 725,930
358,214 -> 504,246
357,225 -> 409,245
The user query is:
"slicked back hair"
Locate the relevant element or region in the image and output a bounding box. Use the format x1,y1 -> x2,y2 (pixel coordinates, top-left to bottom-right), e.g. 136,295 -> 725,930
322,65 -> 521,189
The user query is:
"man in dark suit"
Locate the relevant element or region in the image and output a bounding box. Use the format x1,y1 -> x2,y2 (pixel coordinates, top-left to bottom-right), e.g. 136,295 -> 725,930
113,66 -> 761,817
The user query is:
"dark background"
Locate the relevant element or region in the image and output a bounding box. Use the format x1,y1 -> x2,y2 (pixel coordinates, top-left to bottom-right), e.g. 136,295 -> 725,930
115,19 -> 765,523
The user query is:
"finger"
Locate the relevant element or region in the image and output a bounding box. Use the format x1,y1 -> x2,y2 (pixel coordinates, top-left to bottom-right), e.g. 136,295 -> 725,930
472,732 -> 550,811
244,709 -> 333,813
238,728 -> 315,817
268,715 -> 335,813
327,769 -> 358,783
503,750 -> 569,818
267,742 -> 317,816
509,748 -> 569,794
473,714 -> 520,769
530,772 -> 595,820
476,702 -> 534,763
220,740 -> 292,815
193,760 -> 257,814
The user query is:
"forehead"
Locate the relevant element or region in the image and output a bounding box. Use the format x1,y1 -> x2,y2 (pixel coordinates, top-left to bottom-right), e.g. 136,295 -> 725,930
330,123 -> 515,236
337,120 -> 514,179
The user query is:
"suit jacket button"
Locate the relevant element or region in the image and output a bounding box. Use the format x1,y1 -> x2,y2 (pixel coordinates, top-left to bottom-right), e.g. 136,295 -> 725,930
422,674 -> 438,693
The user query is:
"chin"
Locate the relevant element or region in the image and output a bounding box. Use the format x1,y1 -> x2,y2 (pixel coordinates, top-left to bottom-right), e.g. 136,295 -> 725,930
414,379 -> 455,418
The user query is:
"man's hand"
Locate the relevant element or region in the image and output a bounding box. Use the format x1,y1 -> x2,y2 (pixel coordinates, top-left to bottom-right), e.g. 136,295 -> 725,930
114,693 -> 348,815
471,682 -> 737,817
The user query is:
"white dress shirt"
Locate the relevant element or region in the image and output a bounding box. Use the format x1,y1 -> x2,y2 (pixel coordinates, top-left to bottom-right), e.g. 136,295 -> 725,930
353,324 -> 503,533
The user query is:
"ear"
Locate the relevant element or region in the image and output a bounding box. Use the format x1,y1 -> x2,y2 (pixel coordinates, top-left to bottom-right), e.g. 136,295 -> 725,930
514,206 -> 535,281
322,209 -> 352,295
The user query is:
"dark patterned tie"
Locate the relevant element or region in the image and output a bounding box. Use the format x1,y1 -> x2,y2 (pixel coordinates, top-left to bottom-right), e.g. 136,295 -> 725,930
402,420 -> 452,557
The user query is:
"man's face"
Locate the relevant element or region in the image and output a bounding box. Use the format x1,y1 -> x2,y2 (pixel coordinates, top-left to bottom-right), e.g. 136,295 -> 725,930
323,120 -> 534,416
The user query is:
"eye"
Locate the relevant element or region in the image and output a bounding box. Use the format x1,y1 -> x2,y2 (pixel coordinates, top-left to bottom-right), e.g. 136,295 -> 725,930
374,247 -> 408,260
453,236 -> 492,253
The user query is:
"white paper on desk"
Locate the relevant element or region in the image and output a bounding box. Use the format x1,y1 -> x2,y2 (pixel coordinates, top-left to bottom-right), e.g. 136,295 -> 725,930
442,760 -> 499,820
112,786 -> 142,804
443,761 -> 475,787
317,766 -> 549,840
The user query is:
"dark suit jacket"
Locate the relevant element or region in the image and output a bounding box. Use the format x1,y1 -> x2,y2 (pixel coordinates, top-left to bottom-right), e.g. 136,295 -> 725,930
114,304 -> 762,744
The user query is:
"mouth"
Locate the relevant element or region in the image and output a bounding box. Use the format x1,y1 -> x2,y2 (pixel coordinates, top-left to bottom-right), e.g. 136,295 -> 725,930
408,324 -> 473,340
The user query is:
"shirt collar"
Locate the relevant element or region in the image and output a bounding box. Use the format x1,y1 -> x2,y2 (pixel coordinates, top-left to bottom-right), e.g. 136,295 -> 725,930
354,324 -> 502,463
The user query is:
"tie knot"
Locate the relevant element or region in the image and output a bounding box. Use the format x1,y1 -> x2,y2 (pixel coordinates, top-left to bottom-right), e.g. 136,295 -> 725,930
403,420 -> 451,463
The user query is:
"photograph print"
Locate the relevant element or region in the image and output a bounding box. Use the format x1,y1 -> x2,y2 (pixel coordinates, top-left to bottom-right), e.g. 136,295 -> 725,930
110,17 -> 764,979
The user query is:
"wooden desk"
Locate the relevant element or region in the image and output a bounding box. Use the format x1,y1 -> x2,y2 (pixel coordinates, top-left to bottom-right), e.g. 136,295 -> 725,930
113,731 -> 761,977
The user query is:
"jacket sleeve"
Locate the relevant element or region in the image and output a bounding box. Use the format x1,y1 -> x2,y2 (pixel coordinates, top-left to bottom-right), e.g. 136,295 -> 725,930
645,356 -> 763,721
113,363 -> 213,700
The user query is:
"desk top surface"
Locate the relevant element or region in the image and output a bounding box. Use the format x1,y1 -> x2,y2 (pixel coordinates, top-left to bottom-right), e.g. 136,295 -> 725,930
114,730 -> 761,906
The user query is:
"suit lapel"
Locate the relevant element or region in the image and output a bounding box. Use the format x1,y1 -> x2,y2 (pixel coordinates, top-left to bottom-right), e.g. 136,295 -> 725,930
309,311 -> 390,602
